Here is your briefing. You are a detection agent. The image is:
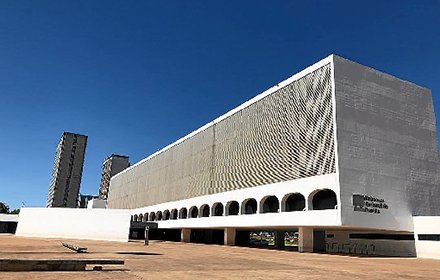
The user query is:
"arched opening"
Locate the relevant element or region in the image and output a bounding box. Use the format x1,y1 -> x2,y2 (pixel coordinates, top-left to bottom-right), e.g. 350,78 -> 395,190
170,209 -> 178,220
130,215 -> 134,222
133,214 -> 138,222
311,189 -> 337,210
226,201 -> 239,216
189,206 -> 199,218
144,213 -> 149,221
242,198 -> 257,214
149,212 -> 156,221
199,204 -> 210,217
179,208 -> 187,219
138,214 -> 143,222
156,211 -> 163,220
163,210 -> 170,220
260,196 -> 279,213
282,193 -> 306,212
212,202 -> 224,216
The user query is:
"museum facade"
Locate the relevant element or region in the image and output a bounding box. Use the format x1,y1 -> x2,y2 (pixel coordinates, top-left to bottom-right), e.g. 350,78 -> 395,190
105,55 -> 440,257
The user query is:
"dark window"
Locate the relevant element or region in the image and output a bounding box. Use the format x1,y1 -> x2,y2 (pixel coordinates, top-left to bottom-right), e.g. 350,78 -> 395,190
149,212 -> 156,221
156,211 -> 163,220
179,208 -> 187,219
418,234 -> 440,241
283,193 -> 305,212
170,209 -> 178,220
200,205 -> 210,217
312,189 -> 337,210
350,233 -> 414,241
212,203 -> 224,216
242,199 -> 257,214
261,196 -> 279,213
226,201 -> 239,216
189,206 -> 198,218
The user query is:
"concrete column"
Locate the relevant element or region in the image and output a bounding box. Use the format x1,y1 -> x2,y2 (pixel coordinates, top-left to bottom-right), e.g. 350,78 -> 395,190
274,231 -> 285,248
181,228 -> 191,243
224,228 -> 236,246
298,227 -> 313,252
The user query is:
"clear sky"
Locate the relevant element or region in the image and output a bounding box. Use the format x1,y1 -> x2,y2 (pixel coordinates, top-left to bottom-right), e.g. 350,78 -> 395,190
0,1 -> 439,210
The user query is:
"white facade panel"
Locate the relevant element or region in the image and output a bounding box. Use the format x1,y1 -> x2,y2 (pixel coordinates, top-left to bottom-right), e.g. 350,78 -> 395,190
87,199 -> 107,208
16,207 -> 131,242
0,214 -> 19,222
334,56 -> 440,232
131,173 -> 341,228
109,60 -> 336,209
325,230 -> 416,257
414,216 -> 440,259
155,210 -> 339,229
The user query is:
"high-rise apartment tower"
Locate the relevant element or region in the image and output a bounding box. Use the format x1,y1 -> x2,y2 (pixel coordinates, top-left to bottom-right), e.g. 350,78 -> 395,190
46,132 -> 88,208
98,154 -> 129,200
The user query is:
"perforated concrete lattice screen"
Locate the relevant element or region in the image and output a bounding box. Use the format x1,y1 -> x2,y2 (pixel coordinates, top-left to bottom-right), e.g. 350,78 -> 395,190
108,63 -> 335,209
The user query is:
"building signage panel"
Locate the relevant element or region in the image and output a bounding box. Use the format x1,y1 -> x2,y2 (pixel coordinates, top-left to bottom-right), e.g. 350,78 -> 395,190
353,194 -> 389,214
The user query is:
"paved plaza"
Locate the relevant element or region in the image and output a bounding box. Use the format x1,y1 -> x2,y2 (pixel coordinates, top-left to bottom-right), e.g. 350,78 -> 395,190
1,234 -> 440,280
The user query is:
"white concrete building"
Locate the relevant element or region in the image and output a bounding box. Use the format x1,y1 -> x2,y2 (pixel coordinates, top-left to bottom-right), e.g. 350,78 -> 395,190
16,55 -> 440,258
104,55 -> 440,258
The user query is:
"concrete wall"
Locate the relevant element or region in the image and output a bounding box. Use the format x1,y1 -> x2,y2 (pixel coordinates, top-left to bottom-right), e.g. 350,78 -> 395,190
130,173 -> 341,229
334,55 -> 440,232
16,208 -> 131,242
325,230 -> 416,257
0,213 -> 19,222
414,216 -> 440,259
87,199 -> 106,209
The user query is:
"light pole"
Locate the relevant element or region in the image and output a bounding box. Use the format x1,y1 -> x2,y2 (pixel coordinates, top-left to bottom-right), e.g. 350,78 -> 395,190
144,226 -> 150,246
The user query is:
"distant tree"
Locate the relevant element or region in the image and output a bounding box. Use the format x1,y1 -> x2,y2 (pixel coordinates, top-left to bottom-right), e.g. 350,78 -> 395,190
10,208 -> 20,214
0,202 -> 10,214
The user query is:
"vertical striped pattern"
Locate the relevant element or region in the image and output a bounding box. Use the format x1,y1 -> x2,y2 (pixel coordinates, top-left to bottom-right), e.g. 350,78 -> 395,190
108,64 -> 335,209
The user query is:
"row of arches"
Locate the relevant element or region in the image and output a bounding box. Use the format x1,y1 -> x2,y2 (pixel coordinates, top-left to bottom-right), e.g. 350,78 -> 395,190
132,189 -> 337,222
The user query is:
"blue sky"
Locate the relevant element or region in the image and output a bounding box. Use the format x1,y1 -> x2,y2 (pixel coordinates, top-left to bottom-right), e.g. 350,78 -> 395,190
0,1 -> 439,210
